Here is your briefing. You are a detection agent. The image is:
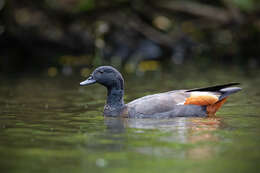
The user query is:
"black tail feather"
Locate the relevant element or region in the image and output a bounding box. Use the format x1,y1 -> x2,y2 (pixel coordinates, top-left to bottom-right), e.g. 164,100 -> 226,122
187,83 -> 240,92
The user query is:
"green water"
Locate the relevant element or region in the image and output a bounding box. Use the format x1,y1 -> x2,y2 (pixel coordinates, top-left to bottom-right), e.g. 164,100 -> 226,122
0,68 -> 260,173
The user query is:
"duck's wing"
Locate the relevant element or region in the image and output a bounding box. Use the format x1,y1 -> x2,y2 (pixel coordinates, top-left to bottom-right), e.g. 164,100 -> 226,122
184,83 -> 241,115
126,83 -> 241,117
185,83 -> 241,104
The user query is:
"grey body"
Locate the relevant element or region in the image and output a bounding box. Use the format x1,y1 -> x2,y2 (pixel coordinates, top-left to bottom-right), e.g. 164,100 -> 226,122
125,90 -> 206,118
80,66 -> 241,118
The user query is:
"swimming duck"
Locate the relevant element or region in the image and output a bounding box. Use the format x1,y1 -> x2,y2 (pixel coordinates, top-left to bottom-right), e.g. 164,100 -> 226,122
80,66 -> 241,118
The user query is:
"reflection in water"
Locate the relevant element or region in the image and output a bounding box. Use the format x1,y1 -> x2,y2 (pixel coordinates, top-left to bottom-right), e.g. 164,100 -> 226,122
104,117 -> 126,134
187,118 -> 220,159
104,117 -> 221,160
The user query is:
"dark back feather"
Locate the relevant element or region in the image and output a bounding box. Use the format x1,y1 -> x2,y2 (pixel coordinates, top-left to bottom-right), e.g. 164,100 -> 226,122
186,83 -> 240,92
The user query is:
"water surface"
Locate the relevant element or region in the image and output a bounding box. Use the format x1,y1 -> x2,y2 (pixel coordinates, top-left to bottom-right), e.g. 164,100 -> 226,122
0,69 -> 260,173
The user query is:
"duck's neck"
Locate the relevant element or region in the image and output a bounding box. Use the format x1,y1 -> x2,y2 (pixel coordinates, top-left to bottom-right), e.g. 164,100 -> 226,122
106,88 -> 124,108
104,75 -> 125,116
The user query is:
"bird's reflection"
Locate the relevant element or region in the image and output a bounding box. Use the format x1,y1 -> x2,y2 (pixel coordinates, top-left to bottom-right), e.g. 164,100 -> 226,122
105,116 -> 221,132
104,117 -> 127,134
104,116 -> 222,159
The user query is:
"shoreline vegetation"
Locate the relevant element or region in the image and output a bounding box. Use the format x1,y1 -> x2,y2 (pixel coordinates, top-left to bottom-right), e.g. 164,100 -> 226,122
0,0 -> 259,74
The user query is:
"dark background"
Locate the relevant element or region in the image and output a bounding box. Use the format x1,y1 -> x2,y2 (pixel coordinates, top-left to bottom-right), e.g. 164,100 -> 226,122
0,0 -> 259,76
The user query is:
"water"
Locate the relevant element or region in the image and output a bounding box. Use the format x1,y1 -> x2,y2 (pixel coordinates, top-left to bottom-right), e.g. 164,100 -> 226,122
0,68 -> 260,173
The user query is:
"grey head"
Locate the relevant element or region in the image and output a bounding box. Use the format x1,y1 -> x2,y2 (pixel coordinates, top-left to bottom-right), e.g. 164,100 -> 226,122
80,66 -> 124,90
80,66 -> 125,117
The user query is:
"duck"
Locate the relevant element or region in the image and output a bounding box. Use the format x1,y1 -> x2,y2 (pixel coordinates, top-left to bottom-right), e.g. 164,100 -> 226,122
80,66 -> 241,118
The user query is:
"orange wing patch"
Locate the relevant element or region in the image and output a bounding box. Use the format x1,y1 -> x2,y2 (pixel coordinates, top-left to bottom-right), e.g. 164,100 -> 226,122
184,94 -> 219,106
184,92 -> 228,116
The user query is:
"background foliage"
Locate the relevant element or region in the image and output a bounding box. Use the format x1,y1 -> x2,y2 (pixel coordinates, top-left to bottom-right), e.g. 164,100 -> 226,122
0,0 -> 259,75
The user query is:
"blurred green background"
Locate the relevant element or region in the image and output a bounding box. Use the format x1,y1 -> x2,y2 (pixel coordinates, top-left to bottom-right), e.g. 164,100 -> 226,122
0,0 -> 260,76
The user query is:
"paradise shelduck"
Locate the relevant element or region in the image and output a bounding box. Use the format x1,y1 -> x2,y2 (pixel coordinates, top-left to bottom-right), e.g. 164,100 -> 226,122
80,66 -> 241,118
